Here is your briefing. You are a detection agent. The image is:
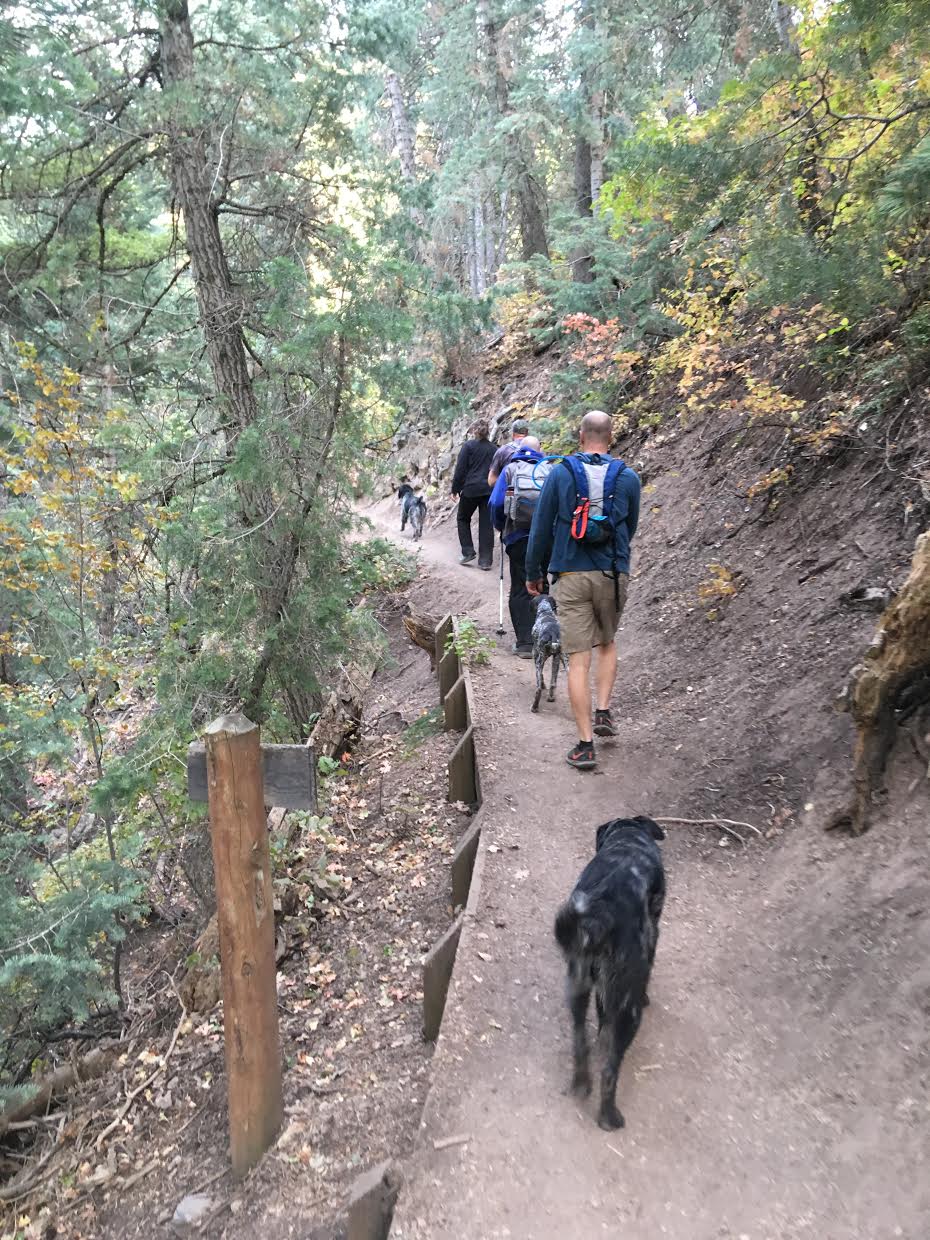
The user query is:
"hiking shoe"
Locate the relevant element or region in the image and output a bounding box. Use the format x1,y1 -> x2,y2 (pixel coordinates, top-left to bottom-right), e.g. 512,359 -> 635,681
512,643 -> 533,659
594,709 -> 617,737
566,740 -> 596,770
459,552 -> 476,565
478,561 -> 493,571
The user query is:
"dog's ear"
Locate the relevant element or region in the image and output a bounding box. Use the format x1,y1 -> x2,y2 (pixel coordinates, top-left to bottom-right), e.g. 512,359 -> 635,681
634,815 -> 666,841
595,820 -> 619,850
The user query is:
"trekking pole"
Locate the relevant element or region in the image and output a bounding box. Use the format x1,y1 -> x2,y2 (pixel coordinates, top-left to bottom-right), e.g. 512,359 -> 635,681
496,535 -> 506,637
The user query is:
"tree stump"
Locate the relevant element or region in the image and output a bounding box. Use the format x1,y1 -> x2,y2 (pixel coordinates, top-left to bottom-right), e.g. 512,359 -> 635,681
830,529 -> 930,833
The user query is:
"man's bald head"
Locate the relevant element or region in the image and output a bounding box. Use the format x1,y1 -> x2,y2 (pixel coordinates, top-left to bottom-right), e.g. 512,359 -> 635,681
579,410 -> 612,452
522,435 -> 541,452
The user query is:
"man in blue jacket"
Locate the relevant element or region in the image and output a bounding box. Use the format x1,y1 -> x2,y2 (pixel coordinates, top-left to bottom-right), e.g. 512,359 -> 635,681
489,436 -> 544,658
525,411 -> 640,770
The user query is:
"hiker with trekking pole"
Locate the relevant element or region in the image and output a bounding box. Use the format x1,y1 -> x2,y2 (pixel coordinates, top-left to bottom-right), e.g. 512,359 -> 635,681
524,411 -> 641,770
488,436 -> 549,658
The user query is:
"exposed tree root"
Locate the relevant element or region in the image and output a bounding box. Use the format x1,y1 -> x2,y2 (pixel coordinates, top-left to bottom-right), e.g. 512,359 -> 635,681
828,529 -> 930,834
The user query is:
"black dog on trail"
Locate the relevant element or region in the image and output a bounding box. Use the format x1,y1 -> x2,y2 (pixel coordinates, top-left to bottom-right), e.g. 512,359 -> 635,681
554,816 -> 666,1130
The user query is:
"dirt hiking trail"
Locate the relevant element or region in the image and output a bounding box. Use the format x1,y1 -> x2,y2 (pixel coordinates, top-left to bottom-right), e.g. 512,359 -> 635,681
369,501 -> 930,1240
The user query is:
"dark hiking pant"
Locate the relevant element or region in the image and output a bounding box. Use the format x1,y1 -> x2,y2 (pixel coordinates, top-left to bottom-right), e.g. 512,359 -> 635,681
506,538 -> 535,647
457,492 -> 493,566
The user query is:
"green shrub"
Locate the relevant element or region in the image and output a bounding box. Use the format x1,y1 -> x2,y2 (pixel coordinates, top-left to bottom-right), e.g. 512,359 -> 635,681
0,830 -> 144,1109
445,618 -> 494,667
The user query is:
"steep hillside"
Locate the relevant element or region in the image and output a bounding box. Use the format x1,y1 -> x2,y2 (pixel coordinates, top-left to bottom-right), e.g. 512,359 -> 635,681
397,311 -> 929,839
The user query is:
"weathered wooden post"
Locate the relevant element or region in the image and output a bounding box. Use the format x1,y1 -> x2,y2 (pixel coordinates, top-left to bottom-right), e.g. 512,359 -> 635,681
203,713 -> 282,1178
187,718 -> 317,1175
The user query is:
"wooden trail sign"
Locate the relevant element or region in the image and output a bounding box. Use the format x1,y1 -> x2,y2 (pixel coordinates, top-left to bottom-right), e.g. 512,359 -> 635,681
187,740 -> 316,810
186,715 -> 317,1176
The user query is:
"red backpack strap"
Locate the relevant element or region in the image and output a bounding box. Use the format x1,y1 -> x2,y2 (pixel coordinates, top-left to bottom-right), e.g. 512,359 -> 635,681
571,497 -> 589,539
561,456 -> 590,542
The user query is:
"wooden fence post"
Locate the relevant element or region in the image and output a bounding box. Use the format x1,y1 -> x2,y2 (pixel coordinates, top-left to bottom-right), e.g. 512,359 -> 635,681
204,713 -> 283,1177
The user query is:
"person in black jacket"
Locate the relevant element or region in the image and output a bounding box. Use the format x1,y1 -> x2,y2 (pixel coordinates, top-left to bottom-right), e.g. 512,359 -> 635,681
451,420 -> 496,569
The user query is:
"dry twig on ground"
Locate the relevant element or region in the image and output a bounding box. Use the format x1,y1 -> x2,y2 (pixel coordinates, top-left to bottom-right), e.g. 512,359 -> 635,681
655,816 -> 763,844
95,1008 -> 186,1151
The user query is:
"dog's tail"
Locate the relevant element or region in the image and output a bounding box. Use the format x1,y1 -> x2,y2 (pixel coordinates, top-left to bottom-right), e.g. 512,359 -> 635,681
554,890 -> 606,954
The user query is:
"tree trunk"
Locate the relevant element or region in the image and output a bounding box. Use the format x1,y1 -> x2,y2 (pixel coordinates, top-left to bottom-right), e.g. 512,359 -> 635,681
160,1 -> 345,731
571,0 -> 597,282
767,0 -> 828,235
242,333 -> 348,723
0,469 -> 28,824
571,135 -> 594,283
589,87 -> 606,205
476,0 -> 548,263
515,174 -> 548,263
483,199 -> 497,284
159,1 -> 263,528
589,7 -> 609,204
473,200 -> 487,295
496,188 -> 510,267
97,366 -> 119,646
829,529 -> 930,834
771,0 -> 798,54
385,69 -> 417,184
467,222 -> 479,298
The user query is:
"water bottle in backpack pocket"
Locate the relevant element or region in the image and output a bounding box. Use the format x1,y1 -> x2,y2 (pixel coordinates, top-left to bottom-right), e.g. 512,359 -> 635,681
505,457 -> 552,531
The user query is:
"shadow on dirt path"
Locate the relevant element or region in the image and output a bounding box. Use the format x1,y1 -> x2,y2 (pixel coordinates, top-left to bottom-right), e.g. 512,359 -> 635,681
369,500 -> 930,1240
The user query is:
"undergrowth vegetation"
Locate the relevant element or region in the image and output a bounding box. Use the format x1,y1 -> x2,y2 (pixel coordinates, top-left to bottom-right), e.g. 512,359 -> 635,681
445,619 -> 495,668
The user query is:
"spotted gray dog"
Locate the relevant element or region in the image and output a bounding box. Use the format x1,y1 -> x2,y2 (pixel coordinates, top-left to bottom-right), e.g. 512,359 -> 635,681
554,816 -> 666,1130
401,491 -> 426,540
531,594 -> 565,712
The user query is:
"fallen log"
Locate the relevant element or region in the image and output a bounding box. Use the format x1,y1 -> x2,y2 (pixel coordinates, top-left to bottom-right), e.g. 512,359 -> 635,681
0,1044 -> 120,1139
